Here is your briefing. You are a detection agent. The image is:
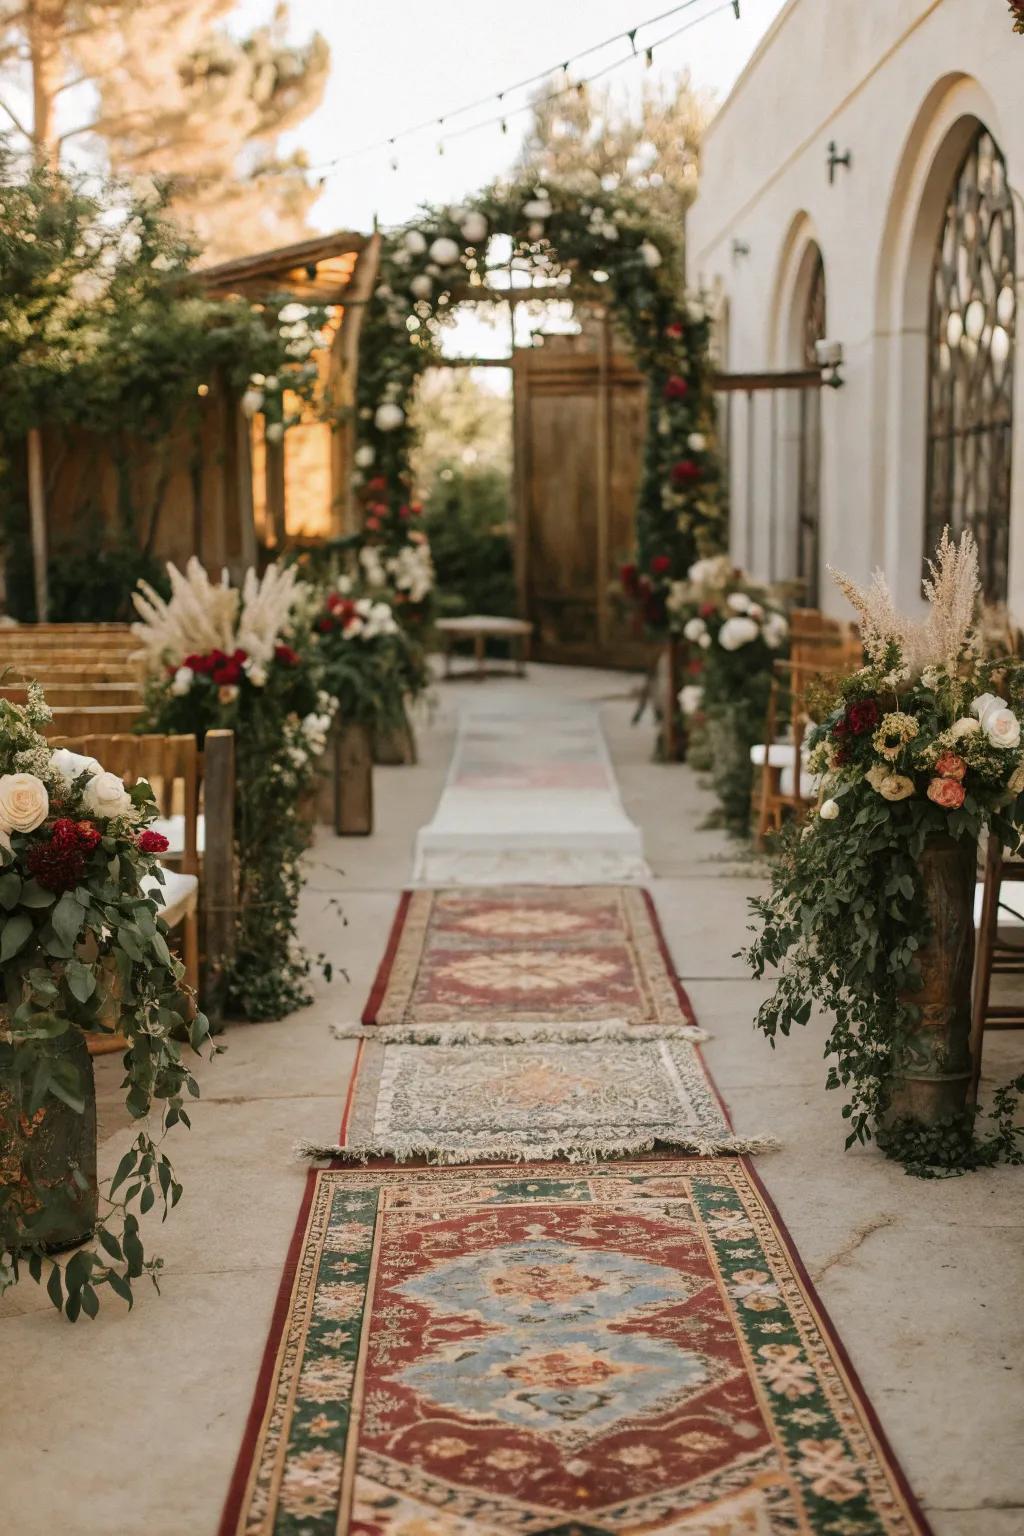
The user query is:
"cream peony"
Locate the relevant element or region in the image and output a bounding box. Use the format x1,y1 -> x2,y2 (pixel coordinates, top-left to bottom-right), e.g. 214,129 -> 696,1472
866,764 -> 915,801
726,592 -> 751,613
949,716 -> 981,741
818,798 -> 840,820
51,748 -> 102,786
718,615 -> 760,650
82,770 -> 132,821
0,772 -> 49,832
972,692 -> 1021,748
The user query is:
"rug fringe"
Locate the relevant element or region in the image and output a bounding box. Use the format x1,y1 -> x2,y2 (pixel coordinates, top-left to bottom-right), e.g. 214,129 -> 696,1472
293,1132 -> 777,1165
329,1018 -> 709,1045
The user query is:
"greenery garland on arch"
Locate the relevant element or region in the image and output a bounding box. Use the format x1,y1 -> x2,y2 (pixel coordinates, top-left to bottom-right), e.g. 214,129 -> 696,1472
351,180 -> 726,628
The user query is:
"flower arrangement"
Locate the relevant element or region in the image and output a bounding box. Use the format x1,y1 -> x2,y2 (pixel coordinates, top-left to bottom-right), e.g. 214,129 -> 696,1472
744,531 -> 1024,1175
313,579 -> 430,733
1010,1 -> 1024,34
132,559 -> 336,1021
666,555 -> 789,832
355,181 -> 724,622
0,686 -> 210,1319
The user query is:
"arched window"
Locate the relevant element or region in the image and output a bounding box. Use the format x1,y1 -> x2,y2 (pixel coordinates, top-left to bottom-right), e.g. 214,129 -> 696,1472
926,125 -> 1016,598
797,245 -> 826,603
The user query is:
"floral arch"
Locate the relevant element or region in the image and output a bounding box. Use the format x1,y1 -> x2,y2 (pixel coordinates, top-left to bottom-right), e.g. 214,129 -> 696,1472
350,180 -> 727,626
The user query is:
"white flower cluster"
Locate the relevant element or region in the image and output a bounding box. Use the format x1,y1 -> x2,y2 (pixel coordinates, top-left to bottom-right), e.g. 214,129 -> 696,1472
347,599 -> 400,641
0,749 -> 138,854
387,541 -> 434,603
283,694 -> 337,775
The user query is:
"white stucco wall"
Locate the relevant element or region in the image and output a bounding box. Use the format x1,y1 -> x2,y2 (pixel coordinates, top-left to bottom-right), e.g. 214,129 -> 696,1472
688,0 -> 1024,617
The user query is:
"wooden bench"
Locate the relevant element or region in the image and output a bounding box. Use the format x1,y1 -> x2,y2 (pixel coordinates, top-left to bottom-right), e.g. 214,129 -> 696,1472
437,615 -> 533,680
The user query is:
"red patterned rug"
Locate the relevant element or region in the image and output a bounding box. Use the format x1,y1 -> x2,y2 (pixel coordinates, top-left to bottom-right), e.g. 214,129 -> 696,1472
362,886 -> 700,1029
219,1160 -> 931,1535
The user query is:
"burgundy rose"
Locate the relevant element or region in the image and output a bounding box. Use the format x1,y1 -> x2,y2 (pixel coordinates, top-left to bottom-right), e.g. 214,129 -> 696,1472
650,554 -> 672,576
663,375 -> 689,401
137,830 -> 170,854
846,698 -> 880,735
671,459 -> 701,485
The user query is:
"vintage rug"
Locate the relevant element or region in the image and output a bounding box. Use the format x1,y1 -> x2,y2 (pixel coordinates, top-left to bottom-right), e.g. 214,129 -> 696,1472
298,1023 -> 771,1162
363,885 -> 697,1029
219,1159 -> 931,1536
413,701 -> 650,885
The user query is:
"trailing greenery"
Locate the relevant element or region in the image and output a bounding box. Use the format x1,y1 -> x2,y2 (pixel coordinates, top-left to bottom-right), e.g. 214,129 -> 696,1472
0,688 -> 211,1320
743,532 -> 1024,1174
353,180 -> 725,629
132,560 -> 336,1021
0,154 -> 331,618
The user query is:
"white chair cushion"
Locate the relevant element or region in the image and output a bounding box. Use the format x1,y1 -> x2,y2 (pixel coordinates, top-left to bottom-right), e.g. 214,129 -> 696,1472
143,867 -> 198,928
750,741 -> 797,768
974,881 -> 1024,928
150,814 -> 205,855
779,765 -> 819,800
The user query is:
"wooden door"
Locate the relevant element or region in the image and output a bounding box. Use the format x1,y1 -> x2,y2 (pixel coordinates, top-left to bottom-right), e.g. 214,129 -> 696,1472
513,329 -> 651,667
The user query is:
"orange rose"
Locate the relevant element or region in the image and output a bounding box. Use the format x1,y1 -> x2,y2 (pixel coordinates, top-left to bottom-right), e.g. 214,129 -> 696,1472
934,752 -> 967,782
927,776 -> 965,809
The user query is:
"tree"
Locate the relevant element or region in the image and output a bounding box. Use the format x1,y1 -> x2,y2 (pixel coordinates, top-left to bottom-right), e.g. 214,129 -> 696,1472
515,72 -> 710,248
0,1 -> 328,260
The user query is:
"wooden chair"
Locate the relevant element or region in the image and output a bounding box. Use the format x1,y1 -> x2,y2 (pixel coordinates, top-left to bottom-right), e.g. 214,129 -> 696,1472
43,705 -> 146,736
1,683 -> 142,709
51,733 -> 201,1052
753,620 -> 862,843
5,662 -> 143,685
969,834 -> 1024,1099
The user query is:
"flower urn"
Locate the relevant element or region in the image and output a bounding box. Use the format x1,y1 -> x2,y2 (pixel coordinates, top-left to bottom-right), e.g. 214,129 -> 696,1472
888,834 -> 976,1126
0,1025 -> 98,1253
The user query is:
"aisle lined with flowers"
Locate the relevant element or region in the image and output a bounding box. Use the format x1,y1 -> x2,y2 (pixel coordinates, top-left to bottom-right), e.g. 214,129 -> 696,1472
220,682 -> 932,1536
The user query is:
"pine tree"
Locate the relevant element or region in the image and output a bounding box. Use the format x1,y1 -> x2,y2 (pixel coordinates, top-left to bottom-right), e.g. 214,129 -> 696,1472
0,1 -> 328,259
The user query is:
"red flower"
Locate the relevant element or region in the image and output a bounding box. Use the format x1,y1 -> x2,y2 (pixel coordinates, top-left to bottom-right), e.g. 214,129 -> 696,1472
927,776 -> 966,810
26,840 -> 85,893
934,751 -> 967,782
671,459 -> 701,485
409,502 -> 423,516
76,821 -> 102,850
664,375 -> 689,401
846,698 -> 879,735
137,829 -> 170,854
366,515 -> 381,532
665,322 -> 684,339
49,818 -> 80,852
367,476 -> 387,493
316,616 -> 336,633
650,554 -> 672,576
699,602 -> 717,619
620,563 -> 638,594
211,659 -> 242,686
274,644 -> 300,667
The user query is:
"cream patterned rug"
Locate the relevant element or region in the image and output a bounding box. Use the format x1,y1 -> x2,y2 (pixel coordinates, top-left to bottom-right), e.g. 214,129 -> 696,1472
298,1022 -> 773,1163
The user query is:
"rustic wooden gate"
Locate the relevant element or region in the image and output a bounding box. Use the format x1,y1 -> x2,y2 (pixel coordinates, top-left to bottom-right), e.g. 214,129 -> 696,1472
512,322 -> 651,668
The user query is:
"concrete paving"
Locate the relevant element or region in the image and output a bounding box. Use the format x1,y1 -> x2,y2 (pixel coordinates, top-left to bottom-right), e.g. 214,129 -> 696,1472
1,663 -> 1021,1534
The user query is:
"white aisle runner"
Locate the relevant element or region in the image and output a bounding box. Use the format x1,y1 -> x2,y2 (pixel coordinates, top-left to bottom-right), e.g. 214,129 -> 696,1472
413,697 -> 650,885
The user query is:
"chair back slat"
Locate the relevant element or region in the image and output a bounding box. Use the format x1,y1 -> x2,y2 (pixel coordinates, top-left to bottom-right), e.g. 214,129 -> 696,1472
43,705 -> 146,737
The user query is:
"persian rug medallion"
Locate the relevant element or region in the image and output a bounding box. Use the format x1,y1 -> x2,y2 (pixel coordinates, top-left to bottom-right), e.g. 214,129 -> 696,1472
220,1160 -> 931,1535
301,1024 -> 768,1161
364,886 -> 696,1028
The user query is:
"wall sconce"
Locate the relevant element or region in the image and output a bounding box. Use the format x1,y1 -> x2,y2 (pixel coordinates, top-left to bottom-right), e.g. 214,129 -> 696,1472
731,238 -> 750,260
814,337 -> 844,387
827,141 -> 852,184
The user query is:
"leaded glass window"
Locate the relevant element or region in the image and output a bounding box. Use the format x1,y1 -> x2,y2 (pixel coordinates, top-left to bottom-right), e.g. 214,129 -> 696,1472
927,126 -> 1016,599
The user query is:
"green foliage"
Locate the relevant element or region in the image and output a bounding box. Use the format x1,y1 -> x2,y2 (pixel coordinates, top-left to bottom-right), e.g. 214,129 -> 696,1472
423,467 -> 516,620
0,688 -> 212,1319
142,644 -> 331,1021
4,513 -> 169,622
743,642 -> 1024,1175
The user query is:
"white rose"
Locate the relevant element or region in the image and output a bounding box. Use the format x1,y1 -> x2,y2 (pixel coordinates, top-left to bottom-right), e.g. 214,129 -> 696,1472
0,773 -> 48,833
950,717 -> 981,741
51,748 -> 101,786
354,445 -> 375,468
819,798 -> 840,821
718,615 -> 760,650
726,592 -> 750,613
748,602 -> 764,621
171,665 -> 194,696
403,229 -> 427,255
428,236 -> 460,266
82,771 -> 132,821
687,432 -> 706,452
683,617 -> 707,642
678,684 -> 704,716
985,708 -> 1020,748
639,240 -> 662,268
698,632 -> 712,650
374,403 -> 405,432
